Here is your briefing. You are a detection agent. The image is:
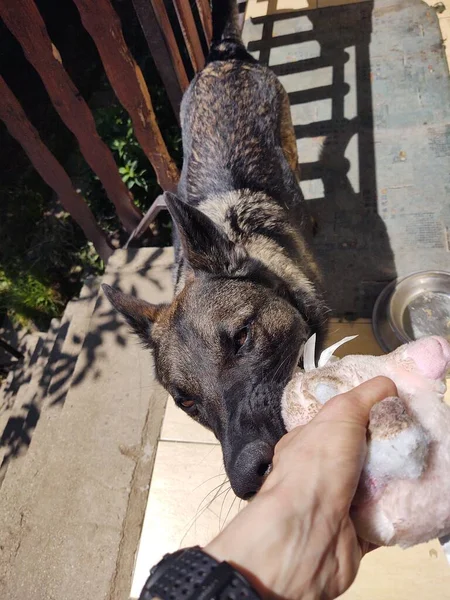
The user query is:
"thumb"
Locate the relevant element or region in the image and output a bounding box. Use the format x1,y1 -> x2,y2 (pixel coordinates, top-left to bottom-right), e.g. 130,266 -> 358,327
314,376 -> 398,427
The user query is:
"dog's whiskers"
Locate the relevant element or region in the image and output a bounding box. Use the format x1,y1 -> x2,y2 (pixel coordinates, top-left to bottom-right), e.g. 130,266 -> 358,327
196,475 -> 229,516
193,472 -> 226,492
219,485 -> 233,530
270,345 -> 296,385
179,475 -> 230,547
221,494 -> 237,531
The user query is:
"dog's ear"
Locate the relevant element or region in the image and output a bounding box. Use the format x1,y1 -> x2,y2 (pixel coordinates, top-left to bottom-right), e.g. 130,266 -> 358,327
165,192 -> 247,274
291,289 -> 328,360
102,284 -> 165,346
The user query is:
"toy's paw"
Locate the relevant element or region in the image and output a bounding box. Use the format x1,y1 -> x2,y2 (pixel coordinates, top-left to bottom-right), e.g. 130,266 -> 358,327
364,396 -> 429,486
406,336 -> 450,381
369,396 -> 413,440
282,373 -> 321,431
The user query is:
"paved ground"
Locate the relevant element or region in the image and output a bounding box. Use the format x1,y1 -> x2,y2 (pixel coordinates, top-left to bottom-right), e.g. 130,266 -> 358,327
0,249 -> 173,600
245,0 -> 450,317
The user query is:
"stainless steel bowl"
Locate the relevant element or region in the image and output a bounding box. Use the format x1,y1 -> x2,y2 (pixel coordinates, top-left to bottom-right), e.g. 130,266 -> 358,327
388,271 -> 450,344
372,279 -> 401,353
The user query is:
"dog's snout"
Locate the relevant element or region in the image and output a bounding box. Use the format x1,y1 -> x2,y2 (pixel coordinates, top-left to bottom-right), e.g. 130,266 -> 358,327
229,441 -> 274,500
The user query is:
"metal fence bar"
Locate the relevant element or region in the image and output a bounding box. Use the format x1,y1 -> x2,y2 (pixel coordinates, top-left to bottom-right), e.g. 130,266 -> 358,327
173,0 -> 205,72
195,0 -> 213,46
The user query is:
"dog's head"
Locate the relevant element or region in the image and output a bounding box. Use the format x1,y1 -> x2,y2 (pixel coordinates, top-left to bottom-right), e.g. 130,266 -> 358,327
103,195 -> 325,499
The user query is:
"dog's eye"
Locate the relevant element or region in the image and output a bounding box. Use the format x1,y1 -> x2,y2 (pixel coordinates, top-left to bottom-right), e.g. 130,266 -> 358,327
177,398 -> 198,415
181,399 -> 195,409
233,326 -> 249,353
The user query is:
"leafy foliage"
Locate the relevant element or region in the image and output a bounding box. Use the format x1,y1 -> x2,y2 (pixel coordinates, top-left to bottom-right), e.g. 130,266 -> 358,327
71,101 -> 181,239
0,185 -> 104,327
0,269 -> 63,325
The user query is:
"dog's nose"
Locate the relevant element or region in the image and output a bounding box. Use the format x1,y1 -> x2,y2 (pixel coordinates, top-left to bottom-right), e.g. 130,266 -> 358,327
229,441 -> 274,500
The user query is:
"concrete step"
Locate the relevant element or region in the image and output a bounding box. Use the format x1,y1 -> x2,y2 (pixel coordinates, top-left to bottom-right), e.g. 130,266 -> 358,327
0,327 -> 54,437
0,315 -> 34,367
0,248 -> 173,600
0,277 -> 100,488
43,276 -> 100,412
0,319 -> 61,485
0,333 -> 44,476
0,331 -> 45,410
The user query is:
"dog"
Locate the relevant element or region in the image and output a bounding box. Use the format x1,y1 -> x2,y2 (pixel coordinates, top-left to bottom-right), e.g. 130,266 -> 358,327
103,0 -> 328,499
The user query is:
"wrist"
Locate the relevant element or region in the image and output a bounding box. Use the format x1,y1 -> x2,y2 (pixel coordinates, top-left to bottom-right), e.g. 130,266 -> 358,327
205,490 -> 310,599
205,483 -> 347,600
138,546 -> 263,600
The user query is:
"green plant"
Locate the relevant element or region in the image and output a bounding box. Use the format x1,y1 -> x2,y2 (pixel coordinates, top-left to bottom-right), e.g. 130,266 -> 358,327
95,104 -> 166,205
118,159 -> 148,191
0,268 -> 63,326
70,101 -> 181,242
0,184 -> 105,327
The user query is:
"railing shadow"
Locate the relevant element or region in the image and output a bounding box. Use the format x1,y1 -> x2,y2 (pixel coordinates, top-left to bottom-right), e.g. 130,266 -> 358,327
248,1 -> 397,318
0,248 -> 171,481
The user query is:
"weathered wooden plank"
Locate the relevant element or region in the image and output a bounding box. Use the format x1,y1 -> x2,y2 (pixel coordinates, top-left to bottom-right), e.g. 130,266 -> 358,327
73,0 -> 179,192
195,0 -> 213,46
0,75 -> 113,262
173,0 -> 205,72
0,0 -> 142,234
132,0 -> 188,120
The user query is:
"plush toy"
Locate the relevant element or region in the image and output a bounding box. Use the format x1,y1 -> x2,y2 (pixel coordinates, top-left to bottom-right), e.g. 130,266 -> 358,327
281,335 -> 450,560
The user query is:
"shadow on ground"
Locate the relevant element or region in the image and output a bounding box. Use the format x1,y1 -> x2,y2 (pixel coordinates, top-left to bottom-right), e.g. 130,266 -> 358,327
249,1 -> 397,317
0,248 -> 169,481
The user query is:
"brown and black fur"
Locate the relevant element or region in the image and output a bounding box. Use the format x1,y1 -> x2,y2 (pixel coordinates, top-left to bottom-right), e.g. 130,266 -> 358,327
103,0 -> 328,499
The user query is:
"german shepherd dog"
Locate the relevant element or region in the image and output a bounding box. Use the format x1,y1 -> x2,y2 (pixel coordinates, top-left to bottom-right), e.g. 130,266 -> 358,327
104,0 -> 328,499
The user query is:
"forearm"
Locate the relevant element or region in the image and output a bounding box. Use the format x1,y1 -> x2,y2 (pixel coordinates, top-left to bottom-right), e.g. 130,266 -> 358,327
205,488 -> 357,600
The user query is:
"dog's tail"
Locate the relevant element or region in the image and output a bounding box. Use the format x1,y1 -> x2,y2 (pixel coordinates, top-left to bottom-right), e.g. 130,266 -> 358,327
207,0 -> 255,64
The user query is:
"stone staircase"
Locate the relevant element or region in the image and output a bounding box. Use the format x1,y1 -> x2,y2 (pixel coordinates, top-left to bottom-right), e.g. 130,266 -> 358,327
0,248 -> 174,600
0,279 -> 99,487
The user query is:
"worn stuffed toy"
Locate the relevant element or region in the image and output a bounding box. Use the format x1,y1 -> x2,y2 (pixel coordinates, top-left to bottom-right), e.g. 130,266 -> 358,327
282,335 -> 450,559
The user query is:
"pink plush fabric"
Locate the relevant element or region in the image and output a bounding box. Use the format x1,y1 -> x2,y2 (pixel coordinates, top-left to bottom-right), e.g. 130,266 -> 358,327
282,336 -> 450,549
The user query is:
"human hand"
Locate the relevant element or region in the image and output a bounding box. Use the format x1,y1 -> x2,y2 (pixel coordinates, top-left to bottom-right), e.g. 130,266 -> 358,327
205,376 -> 397,599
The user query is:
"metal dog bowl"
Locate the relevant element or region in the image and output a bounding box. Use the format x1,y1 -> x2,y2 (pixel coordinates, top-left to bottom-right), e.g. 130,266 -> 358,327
372,279 -> 402,353
389,271 -> 450,344
372,271 -> 450,353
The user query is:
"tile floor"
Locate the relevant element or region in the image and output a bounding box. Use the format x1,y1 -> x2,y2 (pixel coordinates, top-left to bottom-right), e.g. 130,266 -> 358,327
245,0 -> 450,70
130,318 -> 450,598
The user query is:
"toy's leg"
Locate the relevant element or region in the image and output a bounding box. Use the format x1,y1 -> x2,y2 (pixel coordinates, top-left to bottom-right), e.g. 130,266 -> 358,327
365,396 -> 429,484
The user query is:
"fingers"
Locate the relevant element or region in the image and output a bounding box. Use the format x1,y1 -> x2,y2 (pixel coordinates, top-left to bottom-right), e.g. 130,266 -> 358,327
272,377 -> 396,463
359,538 -> 378,557
313,377 -> 398,428
269,377 -> 397,502
266,377 -> 398,506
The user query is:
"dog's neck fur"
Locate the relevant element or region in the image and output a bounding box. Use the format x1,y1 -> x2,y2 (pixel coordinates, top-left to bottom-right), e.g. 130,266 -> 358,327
174,189 -> 322,298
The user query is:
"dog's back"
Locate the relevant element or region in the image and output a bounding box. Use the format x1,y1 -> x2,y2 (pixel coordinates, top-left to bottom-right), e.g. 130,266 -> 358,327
179,1 -> 299,200
174,0 -> 321,290
179,53 -> 299,208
